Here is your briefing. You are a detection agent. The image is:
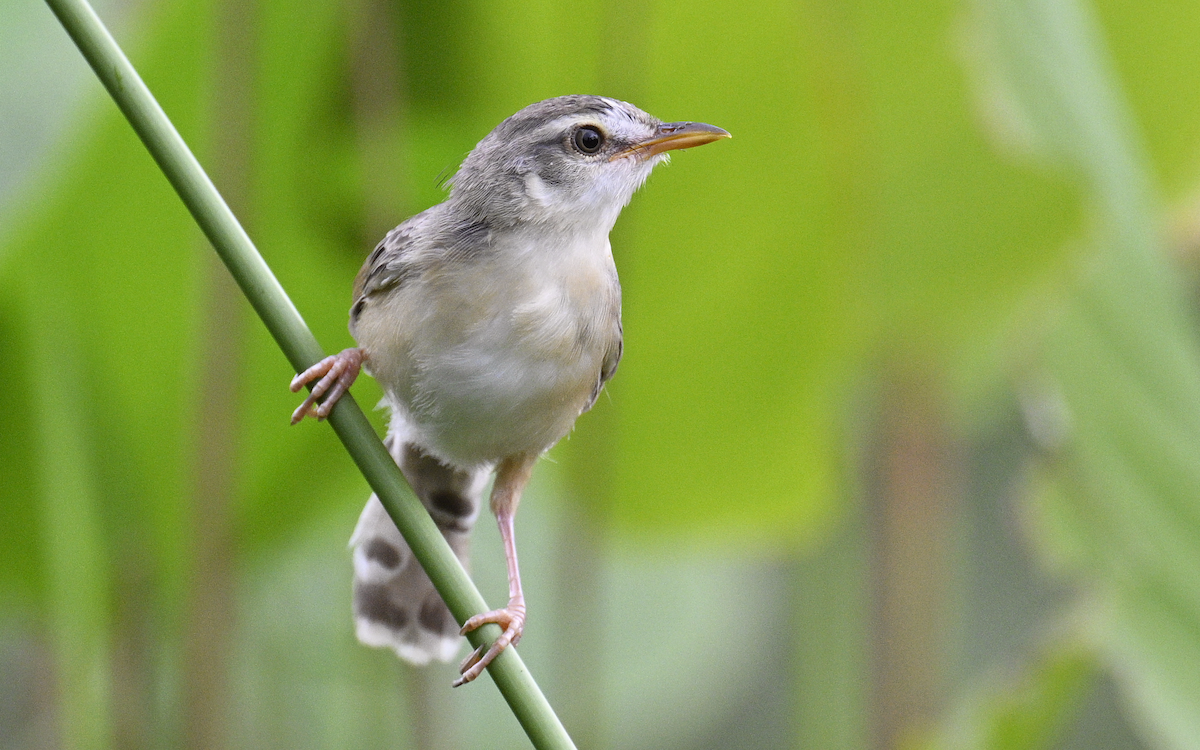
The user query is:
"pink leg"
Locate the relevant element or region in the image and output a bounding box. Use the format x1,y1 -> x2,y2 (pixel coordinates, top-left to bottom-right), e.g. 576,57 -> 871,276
289,348 -> 365,425
453,454 -> 536,687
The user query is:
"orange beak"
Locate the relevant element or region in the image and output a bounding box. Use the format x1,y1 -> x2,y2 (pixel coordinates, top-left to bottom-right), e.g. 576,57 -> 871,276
611,121 -> 731,161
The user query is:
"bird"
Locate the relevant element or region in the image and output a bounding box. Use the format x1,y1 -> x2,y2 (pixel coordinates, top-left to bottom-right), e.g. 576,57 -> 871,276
290,95 -> 729,686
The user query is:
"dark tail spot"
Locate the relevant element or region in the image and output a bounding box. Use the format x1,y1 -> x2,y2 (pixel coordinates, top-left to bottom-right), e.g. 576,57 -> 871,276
418,593 -> 456,635
363,538 -> 403,569
355,583 -> 410,630
429,490 -> 474,518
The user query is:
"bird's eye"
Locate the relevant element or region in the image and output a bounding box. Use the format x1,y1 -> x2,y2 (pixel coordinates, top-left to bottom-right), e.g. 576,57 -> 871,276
573,126 -> 604,154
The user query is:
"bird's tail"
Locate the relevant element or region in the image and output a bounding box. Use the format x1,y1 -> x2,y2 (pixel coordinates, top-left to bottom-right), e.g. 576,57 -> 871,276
350,435 -> 488,665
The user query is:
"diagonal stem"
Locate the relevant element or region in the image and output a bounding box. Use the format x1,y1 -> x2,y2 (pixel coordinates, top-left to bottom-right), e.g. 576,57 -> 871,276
41,0 -> 575,747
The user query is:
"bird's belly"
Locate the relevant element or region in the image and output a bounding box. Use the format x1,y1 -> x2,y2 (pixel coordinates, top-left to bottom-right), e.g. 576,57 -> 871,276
419,345 -> 598,463
370,282 -> 616,467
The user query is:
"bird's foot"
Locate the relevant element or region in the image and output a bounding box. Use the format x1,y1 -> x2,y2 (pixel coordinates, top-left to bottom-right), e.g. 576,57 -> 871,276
290,348 -> 364,425
452,598 -> 525,687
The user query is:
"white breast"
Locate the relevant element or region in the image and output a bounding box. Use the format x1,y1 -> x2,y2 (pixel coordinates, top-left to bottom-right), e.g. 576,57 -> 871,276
356,226 -> 621,469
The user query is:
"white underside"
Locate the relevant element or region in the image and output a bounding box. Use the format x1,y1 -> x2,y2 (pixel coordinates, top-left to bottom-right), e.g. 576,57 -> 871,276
354,226 -> 621,469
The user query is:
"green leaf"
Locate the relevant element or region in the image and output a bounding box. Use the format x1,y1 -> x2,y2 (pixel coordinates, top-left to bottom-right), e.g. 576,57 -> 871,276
924,641 -> 1098,750
966,0 -> 1200,747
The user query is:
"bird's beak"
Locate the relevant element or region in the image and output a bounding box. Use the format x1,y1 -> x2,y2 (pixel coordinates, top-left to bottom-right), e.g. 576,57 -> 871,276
611,121 -> 731,161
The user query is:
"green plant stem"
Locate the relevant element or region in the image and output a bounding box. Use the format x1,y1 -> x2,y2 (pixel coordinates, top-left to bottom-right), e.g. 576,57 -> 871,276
42,0 -> 575,747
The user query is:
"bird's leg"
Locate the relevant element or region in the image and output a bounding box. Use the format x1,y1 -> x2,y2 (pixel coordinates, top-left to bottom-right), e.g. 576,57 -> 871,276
289,347 -> 365,425
453,454 -> 537,687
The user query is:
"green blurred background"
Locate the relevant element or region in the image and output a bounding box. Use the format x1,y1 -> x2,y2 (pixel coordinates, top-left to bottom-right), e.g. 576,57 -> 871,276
3,0 -> 1200,747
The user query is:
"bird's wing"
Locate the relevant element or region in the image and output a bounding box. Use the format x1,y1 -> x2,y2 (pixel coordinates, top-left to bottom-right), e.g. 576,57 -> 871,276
601,322 -> 623,385
350,211 -> 493,325
583,320 -> 623,415
351,221 -> 417,324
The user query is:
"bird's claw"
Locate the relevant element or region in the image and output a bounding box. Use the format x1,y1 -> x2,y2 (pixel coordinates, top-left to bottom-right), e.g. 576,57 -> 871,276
290,348 -> 364,425
452,602 -> 525,687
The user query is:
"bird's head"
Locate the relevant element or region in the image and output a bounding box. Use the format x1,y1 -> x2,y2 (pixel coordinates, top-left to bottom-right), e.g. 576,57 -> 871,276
447,96 -> 729,233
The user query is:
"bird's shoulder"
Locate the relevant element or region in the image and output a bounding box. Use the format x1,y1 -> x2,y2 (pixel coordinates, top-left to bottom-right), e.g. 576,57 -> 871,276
350,206 -> 493,323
